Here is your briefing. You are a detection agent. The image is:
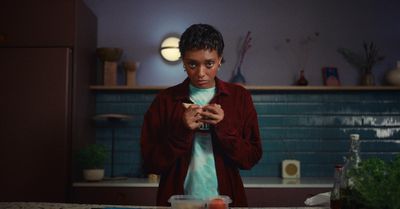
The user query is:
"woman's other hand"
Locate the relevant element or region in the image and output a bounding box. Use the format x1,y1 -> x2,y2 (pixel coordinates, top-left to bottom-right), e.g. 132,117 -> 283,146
200,103 -> 224,125
182,103 -> 204,130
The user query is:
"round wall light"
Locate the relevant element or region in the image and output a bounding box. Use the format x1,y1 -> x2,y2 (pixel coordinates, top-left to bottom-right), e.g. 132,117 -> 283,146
160,36 -> 180,62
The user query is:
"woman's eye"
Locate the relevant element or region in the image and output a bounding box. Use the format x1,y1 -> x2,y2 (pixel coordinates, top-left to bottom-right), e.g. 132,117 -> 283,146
187,63 -> 197,69
206,62 -> 214,68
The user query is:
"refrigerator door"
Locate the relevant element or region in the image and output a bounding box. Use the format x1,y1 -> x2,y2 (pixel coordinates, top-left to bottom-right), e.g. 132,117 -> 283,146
0,48 -> 71,202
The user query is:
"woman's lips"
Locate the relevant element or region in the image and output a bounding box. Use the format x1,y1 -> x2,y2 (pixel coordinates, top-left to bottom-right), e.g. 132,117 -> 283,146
197,80 -> 208,85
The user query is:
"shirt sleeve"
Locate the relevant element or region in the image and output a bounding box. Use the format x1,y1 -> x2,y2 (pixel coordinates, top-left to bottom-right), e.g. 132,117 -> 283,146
213,90 -> 263,170
140,94 -> 195,174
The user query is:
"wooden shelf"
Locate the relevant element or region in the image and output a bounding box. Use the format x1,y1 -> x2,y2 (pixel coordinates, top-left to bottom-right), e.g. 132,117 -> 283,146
90,85 -> 400,91
245,85 -> 400,91
90,85 -> 164,91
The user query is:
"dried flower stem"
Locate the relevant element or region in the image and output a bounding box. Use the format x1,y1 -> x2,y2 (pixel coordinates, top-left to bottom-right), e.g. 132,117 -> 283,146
235,31 -> 252,73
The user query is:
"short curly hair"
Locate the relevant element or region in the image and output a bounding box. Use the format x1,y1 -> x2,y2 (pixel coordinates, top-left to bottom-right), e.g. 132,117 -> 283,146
179,24 -> 224,58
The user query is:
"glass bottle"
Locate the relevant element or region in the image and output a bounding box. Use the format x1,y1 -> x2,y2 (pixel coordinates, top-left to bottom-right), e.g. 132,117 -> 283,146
343,134 -> 361,187
330,164 -> 343,209
341,134 -> 361,209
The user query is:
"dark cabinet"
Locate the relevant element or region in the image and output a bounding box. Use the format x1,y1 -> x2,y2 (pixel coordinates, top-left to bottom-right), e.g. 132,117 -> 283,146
0,48 -> 72,202
0,0 -> 74,46
245,187 -> 330,207
72,187 -> 158,206
0,0 -> 97,202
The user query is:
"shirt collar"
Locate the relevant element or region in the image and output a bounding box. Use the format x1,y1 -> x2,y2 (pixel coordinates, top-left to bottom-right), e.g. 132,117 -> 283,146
173,77 -> 231,101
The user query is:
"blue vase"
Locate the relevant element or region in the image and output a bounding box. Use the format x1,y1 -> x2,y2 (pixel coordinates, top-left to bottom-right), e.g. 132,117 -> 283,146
230,67 -> 246,84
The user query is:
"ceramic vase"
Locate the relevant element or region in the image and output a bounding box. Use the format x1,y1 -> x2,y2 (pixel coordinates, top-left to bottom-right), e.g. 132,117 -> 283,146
296,70 -> 308,86
96,47 -> 123,86
386,61 -> 400,86
123,61 -> 138,87
360,72 -> 375,86
103,61 -> 118,86
230,67 -> 246,85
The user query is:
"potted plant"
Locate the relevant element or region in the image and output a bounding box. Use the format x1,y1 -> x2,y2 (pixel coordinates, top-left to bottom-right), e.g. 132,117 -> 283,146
337,41 -> 384,86
76,144 -> 107,181
347,154 -> 400,209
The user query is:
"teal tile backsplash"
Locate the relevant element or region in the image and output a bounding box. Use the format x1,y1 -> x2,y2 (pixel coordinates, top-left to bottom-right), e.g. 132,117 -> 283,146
94,90 -> 400,178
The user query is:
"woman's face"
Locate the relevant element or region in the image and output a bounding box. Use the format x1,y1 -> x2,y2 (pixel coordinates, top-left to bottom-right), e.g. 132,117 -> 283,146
182,49 -> 222,89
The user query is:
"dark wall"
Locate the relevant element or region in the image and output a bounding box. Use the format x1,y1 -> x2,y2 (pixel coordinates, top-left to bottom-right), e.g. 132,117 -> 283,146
84,0 -> 400,86
93,89 -> 400,178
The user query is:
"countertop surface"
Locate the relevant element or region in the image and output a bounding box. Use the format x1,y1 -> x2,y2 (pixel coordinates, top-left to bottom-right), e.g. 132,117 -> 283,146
73,177 -> 333,188
0,202 -> 329,209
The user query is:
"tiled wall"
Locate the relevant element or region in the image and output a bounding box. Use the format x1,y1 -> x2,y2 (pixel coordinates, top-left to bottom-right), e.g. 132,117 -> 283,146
94,89 -> 400,178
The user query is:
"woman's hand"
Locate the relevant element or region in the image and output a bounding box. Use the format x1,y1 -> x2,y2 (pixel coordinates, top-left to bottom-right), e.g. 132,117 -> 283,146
182,103 -> 204,130
200,103 -> 224,125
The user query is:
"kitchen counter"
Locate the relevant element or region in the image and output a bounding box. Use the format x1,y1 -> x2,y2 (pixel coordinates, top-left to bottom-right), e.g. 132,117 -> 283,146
73,177 -> 333,188
0,202 -> 329,209
71,177 -> 332,207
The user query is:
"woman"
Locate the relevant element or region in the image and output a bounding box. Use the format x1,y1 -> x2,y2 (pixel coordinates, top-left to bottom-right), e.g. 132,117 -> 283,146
140,23 -> 262,207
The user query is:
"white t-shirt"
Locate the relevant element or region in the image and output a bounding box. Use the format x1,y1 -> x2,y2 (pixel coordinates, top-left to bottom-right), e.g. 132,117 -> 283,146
183,84 -> 218,199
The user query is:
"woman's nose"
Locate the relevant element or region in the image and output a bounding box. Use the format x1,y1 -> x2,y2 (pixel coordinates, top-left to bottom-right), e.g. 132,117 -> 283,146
197,66 -> 206,77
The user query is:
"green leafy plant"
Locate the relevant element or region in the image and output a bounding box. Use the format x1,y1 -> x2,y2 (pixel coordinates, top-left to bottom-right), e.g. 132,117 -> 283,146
349,155 -> 400,209
337,41 -> 385,74
76,144 -> 107,169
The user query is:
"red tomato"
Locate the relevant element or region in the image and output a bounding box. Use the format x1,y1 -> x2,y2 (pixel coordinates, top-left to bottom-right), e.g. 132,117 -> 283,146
208,198 -> 226,209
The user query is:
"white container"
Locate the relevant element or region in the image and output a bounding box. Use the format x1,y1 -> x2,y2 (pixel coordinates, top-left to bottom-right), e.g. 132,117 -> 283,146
168,195 -> 205,209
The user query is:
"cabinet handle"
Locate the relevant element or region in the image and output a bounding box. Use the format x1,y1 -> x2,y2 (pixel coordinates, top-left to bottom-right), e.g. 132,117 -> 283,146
116,192 -> 126,202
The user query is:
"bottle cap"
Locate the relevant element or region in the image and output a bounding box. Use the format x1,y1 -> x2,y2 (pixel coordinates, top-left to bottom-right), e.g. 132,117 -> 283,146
350,134 -> 359,140
335,165 -> 343,172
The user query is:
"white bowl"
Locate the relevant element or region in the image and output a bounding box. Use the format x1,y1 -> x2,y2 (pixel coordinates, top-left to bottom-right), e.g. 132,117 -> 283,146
83,169 -> 104,181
